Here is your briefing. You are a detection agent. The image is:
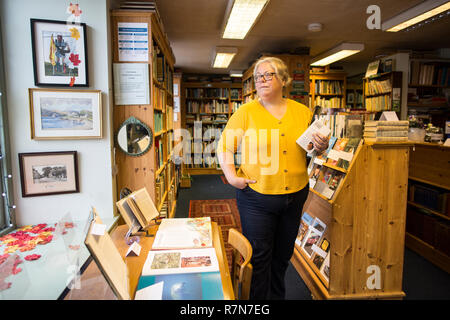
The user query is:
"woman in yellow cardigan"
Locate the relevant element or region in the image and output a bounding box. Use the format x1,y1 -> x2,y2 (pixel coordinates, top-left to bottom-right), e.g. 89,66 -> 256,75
217,57 -> 329,300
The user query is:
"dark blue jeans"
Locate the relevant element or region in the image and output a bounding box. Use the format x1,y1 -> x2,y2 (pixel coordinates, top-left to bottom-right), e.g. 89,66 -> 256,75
236,184 -> 309,300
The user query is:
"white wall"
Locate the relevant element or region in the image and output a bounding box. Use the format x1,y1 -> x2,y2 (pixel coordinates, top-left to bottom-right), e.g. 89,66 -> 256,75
0,0 -> 115,225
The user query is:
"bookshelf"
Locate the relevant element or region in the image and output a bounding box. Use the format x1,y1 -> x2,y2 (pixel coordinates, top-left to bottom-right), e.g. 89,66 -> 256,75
182,81 -> 243,175
291,141 -> 411,299
363,71 -> 403,113
346,82 -> 364,110
406,143 -> 450,274
242,54 -> 311,107
408,58 -> 450,130
111,10 -> 179,219
309,72 -> 346,110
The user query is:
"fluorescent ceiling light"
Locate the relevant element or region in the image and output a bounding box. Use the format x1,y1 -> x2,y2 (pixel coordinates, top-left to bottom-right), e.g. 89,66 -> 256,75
382,0 -> 450,32
311,43 -> 364,66
230,70 -> 243,77
222,0 -> 270,39
212,47 -> 238,68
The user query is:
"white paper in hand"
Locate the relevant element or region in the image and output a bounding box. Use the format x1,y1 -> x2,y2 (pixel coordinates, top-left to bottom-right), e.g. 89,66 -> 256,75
296,119 -> 330,154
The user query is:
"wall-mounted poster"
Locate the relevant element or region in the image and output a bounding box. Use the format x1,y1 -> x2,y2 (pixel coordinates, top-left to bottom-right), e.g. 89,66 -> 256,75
18,151 -> 79,197
29,88 -> 102,140
117,22 -> 149,62
31,19 -> 88,86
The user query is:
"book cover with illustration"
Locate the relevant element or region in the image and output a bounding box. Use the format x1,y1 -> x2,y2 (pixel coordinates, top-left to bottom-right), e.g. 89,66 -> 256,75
295,212 -> 315,247
301,217 -> 327,258
326,138 -> 348,166
141,248 -> 219,276
336,138 -> 361,170
152,217 -> 212,250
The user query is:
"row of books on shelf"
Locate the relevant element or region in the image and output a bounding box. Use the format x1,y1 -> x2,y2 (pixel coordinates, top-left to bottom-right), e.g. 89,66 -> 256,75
230,88 -> 242,100
152,43 -> 173,88
153,85 -> 165,110
186,114 -> 229,124
185,88 -> 230,99
364,95 -> 392,112
314,80 -> 343,95
315,112 -> 374,139
243,78 -> 254,95
154,112 -> 164,133
295,212 -> 330,282
186,100 -> 229,113
155,138 -> 164,168
185,155 -> 219,169
410,61 -> 450,86
406,208 -> 450,257
365,78 -> 392,95
311,96 -> 344,109
166,105 -> 173,131
155,171 -> 166,210
408,181 -> 450,217
363,120 -> 409,142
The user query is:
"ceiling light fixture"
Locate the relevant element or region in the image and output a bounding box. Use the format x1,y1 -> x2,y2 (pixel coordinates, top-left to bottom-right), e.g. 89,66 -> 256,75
310,43 -> 364,66
222,0 -> 270,39
230,70 -> 243,77
212,47 -> 238,68
382,0 -> 450,32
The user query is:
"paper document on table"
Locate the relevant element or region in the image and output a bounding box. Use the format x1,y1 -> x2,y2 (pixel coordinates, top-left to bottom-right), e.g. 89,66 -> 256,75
296,119 -> 331,154
134,281 -> 163,300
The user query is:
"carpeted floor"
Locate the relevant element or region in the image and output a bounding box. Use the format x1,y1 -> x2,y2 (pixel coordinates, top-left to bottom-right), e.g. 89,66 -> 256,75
175,174 -> 450,300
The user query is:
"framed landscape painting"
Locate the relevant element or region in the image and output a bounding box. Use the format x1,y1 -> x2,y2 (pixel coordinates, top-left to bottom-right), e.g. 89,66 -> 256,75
29,88 -> 102,140
31,18 -> 88,86
18,151 -> 79,197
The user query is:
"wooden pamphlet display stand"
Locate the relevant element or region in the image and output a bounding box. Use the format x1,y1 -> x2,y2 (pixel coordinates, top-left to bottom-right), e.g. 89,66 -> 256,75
291,141 -> 412,299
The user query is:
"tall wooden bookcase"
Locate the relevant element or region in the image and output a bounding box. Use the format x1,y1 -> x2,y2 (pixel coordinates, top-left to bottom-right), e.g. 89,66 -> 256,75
242,54 -> 310,107
182,81 -> 243,175
111,10 -> 178,218
291,142 -> 411,299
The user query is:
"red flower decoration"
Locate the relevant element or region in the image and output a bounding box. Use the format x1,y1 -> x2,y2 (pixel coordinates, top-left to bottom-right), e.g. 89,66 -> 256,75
69,53 -> 81,66
69,76 -> 75,87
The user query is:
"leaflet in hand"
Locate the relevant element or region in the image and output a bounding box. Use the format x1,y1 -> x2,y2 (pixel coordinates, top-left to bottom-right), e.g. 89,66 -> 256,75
296,119 -> 331,154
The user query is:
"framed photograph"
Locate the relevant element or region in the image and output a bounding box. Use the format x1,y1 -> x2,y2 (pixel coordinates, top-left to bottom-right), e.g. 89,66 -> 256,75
31,18 -> 88,86
29,88 -> 102,140
18,151 -> 79,197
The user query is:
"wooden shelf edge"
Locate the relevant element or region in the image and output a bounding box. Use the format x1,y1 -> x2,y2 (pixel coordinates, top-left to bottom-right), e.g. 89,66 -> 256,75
405,232 -> 450,274
291,248 -> 331,300
408,176 -> 450,191
407,201 -> 450,221
169,200 -> 177,219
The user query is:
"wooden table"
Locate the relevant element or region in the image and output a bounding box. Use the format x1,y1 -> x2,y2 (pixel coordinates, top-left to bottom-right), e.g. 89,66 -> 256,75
64,221 -> 235,300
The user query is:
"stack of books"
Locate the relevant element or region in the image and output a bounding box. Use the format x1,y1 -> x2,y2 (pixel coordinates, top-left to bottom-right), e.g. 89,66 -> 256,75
138,217 -> 224,300
363,120 -> 409,142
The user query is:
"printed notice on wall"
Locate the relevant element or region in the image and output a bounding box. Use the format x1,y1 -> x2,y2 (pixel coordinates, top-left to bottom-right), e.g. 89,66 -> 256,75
118,22 -> 149,62
113,63 -> 150,105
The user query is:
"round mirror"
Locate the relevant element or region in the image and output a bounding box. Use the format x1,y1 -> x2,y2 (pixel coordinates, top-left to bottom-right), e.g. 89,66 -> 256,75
116,116 -> 153,156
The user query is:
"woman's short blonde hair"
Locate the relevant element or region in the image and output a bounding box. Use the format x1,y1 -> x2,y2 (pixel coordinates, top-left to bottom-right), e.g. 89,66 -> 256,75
253,56 -> 292,87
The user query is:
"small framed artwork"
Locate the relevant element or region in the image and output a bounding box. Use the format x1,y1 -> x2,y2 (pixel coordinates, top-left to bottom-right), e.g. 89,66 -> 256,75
30,18 -> 88,86
18,151 -> 79,197
29,88 -> 102,140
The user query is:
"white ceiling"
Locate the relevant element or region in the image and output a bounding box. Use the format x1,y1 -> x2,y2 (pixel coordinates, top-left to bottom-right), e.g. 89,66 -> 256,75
153,0 -> 450,75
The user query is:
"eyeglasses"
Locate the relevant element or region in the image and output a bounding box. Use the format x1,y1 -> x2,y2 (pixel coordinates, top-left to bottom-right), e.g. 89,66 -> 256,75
254,72 -> 276,83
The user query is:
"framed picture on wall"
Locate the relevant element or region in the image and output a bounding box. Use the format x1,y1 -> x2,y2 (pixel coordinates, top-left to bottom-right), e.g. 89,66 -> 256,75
30,18 -> 88,86
29,88 -> 102,140
18,151 -> 79,197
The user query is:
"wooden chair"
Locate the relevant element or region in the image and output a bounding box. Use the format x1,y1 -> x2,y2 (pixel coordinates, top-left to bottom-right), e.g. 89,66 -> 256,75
228,228 -> 253,300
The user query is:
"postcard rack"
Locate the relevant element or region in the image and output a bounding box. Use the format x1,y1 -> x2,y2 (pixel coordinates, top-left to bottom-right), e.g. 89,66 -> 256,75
291,141 -> 412,299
